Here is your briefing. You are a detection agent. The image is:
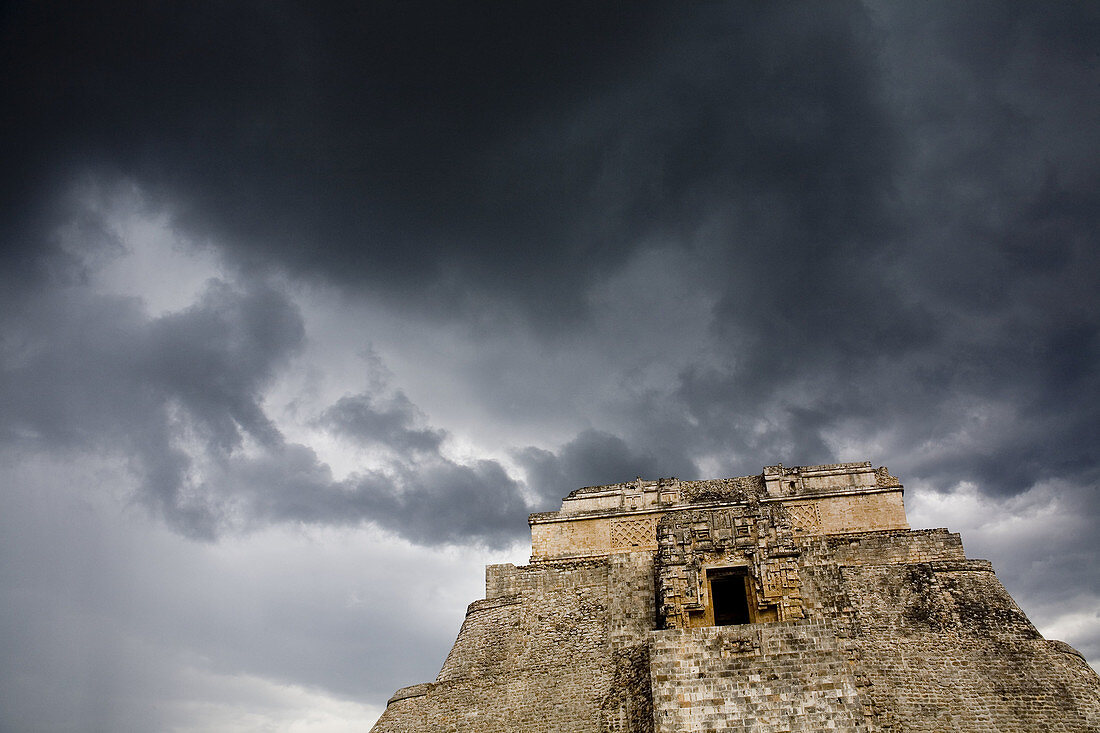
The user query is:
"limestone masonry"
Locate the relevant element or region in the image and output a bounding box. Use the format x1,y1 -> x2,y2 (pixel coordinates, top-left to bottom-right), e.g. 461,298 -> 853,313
370,461 -> 1100,732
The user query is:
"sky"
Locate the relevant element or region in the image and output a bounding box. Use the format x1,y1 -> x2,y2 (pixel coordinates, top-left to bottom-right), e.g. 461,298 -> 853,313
1,1 -> 1098,730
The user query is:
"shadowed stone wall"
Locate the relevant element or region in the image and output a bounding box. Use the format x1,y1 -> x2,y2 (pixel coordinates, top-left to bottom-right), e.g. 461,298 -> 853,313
372,554 -> 656,733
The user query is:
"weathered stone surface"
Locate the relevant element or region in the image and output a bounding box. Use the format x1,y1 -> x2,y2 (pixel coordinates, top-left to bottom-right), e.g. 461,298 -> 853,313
371,461 -> 1100,732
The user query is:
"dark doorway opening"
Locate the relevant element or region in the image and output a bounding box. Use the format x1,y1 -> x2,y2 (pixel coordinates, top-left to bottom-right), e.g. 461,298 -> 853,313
709,568 -> 751,626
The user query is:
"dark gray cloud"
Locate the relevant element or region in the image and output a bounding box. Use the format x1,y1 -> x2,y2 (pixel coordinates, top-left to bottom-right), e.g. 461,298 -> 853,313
0,273 -> 533,545
0,276 -> 305,536
646,3 -> 1100,496
319,393 -> 444,456
0,2 -> 900,323
0,238 -> 538,546
517,429 -> 698,503
1,0 -> 1096,559
209,431 -> 529,547
345,459 -> 527,547
7,1 -> 1093,501
1,1 -> 663,320
1,0 -> 1096,533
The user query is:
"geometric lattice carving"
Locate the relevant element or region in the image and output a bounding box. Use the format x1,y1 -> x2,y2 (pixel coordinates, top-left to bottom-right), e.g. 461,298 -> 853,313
786,502 -> 822,534
611,516 -> 658,550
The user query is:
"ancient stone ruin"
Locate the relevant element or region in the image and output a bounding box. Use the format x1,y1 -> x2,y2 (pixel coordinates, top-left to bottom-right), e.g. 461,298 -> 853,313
371,461 -> 1100,732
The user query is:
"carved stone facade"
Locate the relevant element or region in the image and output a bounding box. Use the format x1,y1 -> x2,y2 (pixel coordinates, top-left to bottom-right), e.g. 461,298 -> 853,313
370,461 -> 1100,732
656,503 -> 806,628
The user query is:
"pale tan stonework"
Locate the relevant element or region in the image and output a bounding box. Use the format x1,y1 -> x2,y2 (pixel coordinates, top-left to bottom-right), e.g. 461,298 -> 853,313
371,461 -> 1100,732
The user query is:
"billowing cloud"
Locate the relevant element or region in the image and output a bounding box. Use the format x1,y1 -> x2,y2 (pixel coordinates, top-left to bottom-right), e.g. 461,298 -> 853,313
517,429 -> 698,503
0,267 -> 537,545
319,393 -> 444,456
0,276 -> 303,536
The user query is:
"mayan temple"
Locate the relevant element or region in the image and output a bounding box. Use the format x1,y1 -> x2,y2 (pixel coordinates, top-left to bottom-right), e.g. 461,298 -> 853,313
370,461 -> 1100,732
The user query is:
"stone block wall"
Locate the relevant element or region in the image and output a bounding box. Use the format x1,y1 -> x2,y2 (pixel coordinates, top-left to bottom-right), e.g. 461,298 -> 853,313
818,528 -> 966,566
840,561 -> 1100,731
607,552 -> 657,649
645,519 -> 1100,732
805,492 -> 909,534
372,555 -> 657,733
650,621 -> 871,732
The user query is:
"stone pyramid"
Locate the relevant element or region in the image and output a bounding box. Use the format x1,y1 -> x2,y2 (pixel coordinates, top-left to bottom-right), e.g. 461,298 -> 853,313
371,461 -> 1100,732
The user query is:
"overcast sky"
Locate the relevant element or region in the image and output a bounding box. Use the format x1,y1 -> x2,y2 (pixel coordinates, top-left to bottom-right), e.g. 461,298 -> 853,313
1,2 -> 1098,730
